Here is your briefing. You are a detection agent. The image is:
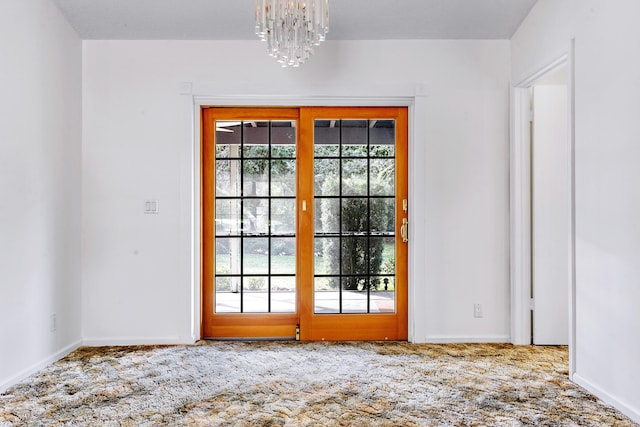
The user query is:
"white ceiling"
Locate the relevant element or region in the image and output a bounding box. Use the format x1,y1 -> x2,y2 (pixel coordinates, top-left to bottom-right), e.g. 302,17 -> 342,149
51,0 -> 538,40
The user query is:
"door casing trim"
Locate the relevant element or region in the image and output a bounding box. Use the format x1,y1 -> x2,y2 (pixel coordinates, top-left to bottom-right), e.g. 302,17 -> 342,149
510,44 -> 576,379
190,96 -> 416,342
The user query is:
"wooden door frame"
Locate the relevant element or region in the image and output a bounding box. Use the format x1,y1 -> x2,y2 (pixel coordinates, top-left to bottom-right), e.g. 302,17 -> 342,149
199,103 -> 410,341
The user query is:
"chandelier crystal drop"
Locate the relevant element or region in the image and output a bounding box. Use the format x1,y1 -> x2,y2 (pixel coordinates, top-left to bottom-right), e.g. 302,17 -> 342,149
255,0 -> 329,67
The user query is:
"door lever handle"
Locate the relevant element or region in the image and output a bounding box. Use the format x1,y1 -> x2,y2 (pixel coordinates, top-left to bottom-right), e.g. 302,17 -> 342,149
401,218 -> 409,243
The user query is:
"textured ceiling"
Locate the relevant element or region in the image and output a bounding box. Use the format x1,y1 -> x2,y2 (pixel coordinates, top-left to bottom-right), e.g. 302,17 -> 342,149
51,0 -> 538,40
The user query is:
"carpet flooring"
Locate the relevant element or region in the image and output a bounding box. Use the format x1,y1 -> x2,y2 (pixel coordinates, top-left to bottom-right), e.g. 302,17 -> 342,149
0,341 -> 636,426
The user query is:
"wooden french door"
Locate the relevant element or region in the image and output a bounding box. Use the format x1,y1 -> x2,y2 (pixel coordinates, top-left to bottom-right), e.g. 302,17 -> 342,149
202,106 -> 407,340
299,107 -> 408,340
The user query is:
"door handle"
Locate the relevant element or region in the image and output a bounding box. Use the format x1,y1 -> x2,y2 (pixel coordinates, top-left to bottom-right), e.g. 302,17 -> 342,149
401,218 -> 408,243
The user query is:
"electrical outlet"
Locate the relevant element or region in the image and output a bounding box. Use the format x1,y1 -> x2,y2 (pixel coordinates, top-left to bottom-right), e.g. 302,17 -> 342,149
473,304 -> 483,318
50,314 -> 57,332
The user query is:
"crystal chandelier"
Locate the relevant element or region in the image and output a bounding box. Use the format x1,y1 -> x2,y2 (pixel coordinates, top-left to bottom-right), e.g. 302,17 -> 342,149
255,0 -> 329,67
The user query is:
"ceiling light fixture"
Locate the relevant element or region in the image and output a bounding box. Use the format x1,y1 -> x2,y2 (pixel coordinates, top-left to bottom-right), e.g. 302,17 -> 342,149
255,0 -> 329,68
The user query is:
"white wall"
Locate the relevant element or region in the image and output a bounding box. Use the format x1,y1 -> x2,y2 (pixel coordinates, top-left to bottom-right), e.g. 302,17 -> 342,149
0,0 -> 82,391
512,0 -> 640,422
81,39 -> 511,344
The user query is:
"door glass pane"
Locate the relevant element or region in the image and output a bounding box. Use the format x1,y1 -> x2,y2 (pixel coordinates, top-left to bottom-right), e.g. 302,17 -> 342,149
216,277 -> 240,313
370,120 -> 395,157
342,199 -> 368,233
243,199 -> 269,234
314,237 -> 340,275
215,238 -> 240,275
242,276 -> 268,313
271,277 -> 296,313
215,120 -> 296,314
341,237 -> 368,276
271,159 -> 296,196
371,276 -> 395,312
342,159 -> 368,196
216,199 -> 241,235
341,120 -> 367,157
370,198 -> 395,233
216,121 -> 241,158
271,198 -> 295,234
243,160 -> 269,197
315,199 -> 339,234
313,118 -> 397,314
271,121 -> 296,157
314,120 -> 339,157
314,159 -> 339,196
342,277 -> 368,313
370,159 -> 395,196
314,277 -> 340,313
272,238 -> 295,274
243,121 -> 268,157
215,160 -> 241,197
369,236 -> 394,274
243,238 -> 269,274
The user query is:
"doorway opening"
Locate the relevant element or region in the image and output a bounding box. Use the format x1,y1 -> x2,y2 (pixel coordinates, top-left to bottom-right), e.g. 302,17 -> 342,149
511,49 -> 576,375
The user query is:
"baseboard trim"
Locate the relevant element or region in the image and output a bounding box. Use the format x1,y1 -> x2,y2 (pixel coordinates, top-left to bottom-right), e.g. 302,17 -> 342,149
422,335 -> 511,344
573,373 -> 640,424
0,340 -> 82,394
82,337 -> 196,346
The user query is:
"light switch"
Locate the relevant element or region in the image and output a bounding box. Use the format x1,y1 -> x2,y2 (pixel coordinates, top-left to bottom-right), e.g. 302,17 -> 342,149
144,200 -> 159,214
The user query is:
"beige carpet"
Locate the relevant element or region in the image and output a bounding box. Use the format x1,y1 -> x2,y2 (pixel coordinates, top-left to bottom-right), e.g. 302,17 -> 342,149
0,342 -> 636,426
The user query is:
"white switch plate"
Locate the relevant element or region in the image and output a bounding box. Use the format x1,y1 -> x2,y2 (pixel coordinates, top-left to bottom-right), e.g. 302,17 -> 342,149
474,303 -> 483,318
144,200 -> 159,214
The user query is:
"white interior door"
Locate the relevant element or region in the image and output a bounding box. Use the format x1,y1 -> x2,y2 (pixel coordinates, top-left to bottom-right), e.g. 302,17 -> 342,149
532,84 -> 569,345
